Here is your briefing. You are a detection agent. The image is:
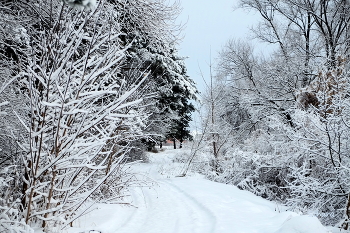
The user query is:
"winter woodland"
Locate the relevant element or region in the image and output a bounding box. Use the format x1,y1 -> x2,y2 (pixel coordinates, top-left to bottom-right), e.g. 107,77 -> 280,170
0,0 -> 195,232
1,0 -> 350,232
193,0 -> 350,229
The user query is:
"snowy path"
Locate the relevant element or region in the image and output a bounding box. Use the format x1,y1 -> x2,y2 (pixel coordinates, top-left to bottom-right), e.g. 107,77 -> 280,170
116,179 -> 216,233
104,149 -> 217,233
67,148 -> 338,233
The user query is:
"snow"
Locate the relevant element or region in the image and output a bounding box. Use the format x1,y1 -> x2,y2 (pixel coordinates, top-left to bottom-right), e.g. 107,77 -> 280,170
274,216 -> 328,233
61,147 -> 338,233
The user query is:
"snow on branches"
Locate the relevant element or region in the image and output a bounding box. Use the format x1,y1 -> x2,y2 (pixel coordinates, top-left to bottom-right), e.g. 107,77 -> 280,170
0,1 -> 149,231
63,0 -> 97,9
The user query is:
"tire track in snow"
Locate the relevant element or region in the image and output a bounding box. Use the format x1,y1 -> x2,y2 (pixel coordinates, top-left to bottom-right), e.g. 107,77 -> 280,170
115,178 -> 216,233
162,179 -> 217,233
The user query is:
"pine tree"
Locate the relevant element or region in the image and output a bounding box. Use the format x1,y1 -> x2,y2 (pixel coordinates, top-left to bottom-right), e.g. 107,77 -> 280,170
166,96 -> 195,149
121,32 -> 198,150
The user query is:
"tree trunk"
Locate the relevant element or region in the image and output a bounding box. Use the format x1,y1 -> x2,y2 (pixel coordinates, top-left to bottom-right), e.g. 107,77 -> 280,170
21,160 -> 31,212
173,138 -> 176,149
213,141 -> 217,159
343,194 -> 350,230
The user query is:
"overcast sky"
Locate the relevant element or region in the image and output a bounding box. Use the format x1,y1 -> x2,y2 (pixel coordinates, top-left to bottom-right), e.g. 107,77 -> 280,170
176,0 -> 259,92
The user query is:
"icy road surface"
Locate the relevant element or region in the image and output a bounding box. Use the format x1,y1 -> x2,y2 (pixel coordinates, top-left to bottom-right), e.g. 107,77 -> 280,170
67,148 -> 339,233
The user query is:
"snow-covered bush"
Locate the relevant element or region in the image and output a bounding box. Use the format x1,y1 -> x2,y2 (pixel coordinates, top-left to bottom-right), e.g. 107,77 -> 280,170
285,79 -> 350,226
204,148 -> 291,202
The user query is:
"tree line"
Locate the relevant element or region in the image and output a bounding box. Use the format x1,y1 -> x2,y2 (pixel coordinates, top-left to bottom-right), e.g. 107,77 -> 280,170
0,0 -> 196,232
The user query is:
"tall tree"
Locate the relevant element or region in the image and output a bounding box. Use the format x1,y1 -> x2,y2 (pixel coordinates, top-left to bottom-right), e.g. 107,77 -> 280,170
111,0 -> 198,148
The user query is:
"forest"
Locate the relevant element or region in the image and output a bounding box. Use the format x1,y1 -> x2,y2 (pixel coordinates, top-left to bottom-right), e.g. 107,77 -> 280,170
1,0 -> 350,232
0,0 -> 196,231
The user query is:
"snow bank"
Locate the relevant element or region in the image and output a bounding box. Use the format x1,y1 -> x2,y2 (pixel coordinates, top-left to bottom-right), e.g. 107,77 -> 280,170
274,215 -> 329,233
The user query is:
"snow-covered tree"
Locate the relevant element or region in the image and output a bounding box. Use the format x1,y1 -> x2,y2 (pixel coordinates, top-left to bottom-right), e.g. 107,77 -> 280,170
112,0 -> 197,149
0,0 -> 152,231
125,47 -> 197,150
286,62 -> 350,227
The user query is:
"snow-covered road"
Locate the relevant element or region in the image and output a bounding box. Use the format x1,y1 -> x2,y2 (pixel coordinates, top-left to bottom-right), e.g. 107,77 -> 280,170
118,179 -> 216,233
67,148 -> 340,233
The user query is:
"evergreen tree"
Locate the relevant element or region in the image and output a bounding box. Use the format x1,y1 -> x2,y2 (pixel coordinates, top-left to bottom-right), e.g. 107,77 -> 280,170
99,0 -> 198,150
121,30 -> 197,150
166,96 -> 195,149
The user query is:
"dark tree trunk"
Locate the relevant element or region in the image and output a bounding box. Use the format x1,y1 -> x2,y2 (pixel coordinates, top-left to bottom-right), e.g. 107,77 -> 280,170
173,138 -> 176,149
21,160 -> 31,212
343,194 -> 350,230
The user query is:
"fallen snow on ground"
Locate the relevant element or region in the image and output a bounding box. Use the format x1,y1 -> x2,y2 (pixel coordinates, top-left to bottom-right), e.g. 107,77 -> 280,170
65,148 -> 342,233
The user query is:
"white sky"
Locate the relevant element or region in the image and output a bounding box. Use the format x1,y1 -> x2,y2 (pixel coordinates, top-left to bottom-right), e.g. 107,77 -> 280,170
176,0 -> 260,92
